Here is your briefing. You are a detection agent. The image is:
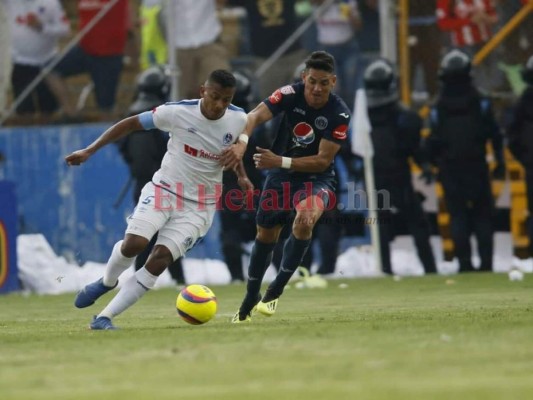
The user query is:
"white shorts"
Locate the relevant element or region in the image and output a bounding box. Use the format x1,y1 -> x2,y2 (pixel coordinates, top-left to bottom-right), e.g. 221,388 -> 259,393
125,182 -> 216,260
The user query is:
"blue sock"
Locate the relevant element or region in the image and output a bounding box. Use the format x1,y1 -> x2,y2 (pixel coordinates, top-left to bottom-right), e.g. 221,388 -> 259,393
239,240 -> 275,315
264,234 -> 311,301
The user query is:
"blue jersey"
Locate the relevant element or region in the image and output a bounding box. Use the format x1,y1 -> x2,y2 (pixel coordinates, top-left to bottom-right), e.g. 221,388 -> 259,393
263,82 -> 351,175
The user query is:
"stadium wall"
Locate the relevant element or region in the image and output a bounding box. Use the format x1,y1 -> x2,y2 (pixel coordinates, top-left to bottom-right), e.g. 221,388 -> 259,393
0,124 -> 222,264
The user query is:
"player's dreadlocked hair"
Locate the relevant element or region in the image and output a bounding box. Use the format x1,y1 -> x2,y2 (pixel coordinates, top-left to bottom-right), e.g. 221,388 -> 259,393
304,51 -> 335,74
207,69 -> 237,89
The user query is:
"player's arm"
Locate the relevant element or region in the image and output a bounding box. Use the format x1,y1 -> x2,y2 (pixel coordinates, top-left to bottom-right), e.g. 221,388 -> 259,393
220,103 -> 273,170
65,116 -> 144,166
233,161 -> 254,192
254,139 -> 341,173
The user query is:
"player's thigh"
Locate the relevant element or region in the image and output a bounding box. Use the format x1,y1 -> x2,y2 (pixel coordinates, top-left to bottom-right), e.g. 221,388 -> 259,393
126,183 -> 170,241
156,206 -> 216,261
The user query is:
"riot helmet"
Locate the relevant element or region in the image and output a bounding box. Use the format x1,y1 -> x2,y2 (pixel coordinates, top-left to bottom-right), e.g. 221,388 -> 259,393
438,49 -> 472,84
232,69 -> 254,111
363,58 -> 399,107
522,55 -> 533,86
128,65 -> 171,115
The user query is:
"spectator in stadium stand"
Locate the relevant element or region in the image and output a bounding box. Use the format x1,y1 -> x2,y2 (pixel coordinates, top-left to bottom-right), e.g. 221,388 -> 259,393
67,69 -> 252,330
139,0 -> 167,70
222,51 -> 351,323
363,58 -> 437,276
227,0 -> 308,100
46,0 -> 135,121
409,0 -> 441,99
7,0 -> 69,115
312,0 -> 362,110
426,49 -> 505,273
436,0 -> 502,93
356,0 -> 380,89
170,0 -> 230,100
506,55 -> 533,257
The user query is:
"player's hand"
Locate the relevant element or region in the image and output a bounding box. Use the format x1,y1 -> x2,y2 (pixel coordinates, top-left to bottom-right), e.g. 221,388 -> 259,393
220,141 -> 247,171
65,149 -> 92,166
237,176 -> 254,192
252,147 -> 279,170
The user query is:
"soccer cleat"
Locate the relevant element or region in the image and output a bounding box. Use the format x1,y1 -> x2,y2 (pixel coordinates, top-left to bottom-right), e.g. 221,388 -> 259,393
74,278 -> 117,308
256,298 -> 278,317
89,315 -> 117,330
231,311 -> 252,323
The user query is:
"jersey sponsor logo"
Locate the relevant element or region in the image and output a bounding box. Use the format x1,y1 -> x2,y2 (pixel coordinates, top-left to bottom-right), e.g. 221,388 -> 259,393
184,144 -> 198,157
293,122 -> 315,145
269,89 -> 282,104
183,144 -> 220,160
293,107 -> 306,115
280,85 -> 295,95
314,116 -> 328,130
332,124 -> 348,140
223,132 -> 233,146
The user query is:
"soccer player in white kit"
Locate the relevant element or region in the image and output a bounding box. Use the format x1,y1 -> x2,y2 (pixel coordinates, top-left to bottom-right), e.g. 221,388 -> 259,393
65,70 -> 252,330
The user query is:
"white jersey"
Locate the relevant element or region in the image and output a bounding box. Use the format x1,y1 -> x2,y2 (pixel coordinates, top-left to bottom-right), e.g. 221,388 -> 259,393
139,100 -> 247,205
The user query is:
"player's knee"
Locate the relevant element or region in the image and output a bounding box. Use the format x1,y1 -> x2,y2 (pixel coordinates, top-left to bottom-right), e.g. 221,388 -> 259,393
256,226 -> 281,244
145,245 -> 174,276
121,235 -> 149,258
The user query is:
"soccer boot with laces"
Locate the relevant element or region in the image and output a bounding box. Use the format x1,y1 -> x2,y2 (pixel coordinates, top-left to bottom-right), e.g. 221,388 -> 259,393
89,315 -> 117,330
75,278 -> 117,308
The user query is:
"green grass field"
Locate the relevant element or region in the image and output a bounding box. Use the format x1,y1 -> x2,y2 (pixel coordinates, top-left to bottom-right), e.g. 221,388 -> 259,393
1,273 -> 533,400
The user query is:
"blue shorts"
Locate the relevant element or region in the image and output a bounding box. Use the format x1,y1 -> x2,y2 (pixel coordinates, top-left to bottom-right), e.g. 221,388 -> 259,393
255,170 -> 336,228
53,46 -> 123,111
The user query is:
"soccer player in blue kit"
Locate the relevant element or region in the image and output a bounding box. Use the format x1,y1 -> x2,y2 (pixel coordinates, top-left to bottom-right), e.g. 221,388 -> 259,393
221,51 -> 351,322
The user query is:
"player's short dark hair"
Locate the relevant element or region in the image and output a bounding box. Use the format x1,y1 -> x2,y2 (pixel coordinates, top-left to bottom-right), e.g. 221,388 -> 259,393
304,51 -> 336,73
207,69 -> 237,88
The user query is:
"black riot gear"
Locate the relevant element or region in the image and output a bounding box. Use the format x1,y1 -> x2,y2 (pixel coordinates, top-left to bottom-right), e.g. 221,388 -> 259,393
128,65 -> 171,115
438,49 -> 472,83
363,59 -> 399,107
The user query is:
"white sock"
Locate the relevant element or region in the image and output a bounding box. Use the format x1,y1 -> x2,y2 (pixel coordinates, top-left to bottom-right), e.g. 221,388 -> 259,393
98,267 -> 158,319
103,240 -> 135,287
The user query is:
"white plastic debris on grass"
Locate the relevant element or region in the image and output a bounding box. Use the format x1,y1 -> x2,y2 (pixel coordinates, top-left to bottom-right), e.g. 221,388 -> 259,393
16,232 -> 526,294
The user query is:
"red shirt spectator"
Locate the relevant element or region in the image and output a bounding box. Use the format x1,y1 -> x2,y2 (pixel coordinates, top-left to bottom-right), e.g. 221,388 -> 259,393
436,0 -> 498,47
79,0 -> 129,56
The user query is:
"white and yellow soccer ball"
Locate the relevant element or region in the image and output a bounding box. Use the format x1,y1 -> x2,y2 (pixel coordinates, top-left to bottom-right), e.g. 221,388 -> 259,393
176,284 -> 217,325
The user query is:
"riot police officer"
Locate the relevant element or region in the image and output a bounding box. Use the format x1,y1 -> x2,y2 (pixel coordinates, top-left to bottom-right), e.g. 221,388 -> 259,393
364,58 -> 437,275
219,69 -> 265,282
427,49 -> 505,273
507,55 -> 533,257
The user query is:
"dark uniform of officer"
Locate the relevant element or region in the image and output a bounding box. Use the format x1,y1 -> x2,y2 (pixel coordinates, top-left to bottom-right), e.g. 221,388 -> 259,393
219,70 -> 265,282
426,50 -> 505,272
507,55 -> 533,256
118,66 -> 185,285
364,59 -> 437,275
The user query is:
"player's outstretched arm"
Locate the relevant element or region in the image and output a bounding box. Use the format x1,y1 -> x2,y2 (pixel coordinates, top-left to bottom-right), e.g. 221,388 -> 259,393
65,116 -> 144,166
